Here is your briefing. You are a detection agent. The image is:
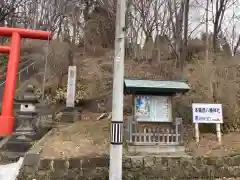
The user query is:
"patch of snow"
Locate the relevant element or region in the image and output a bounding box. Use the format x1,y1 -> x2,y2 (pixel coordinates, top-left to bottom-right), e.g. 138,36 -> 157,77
0,157 -> 24,180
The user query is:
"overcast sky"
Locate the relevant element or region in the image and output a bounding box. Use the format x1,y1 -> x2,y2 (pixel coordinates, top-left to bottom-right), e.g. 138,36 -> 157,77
136,0 -> 240,48
189,0 -> 240,40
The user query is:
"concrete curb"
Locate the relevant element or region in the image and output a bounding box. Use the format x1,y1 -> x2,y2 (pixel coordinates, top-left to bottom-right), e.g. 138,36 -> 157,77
23,129 -> 53,166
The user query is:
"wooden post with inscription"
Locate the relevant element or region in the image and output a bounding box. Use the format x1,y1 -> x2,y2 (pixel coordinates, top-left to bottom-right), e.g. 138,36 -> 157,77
66,66 -> 77,108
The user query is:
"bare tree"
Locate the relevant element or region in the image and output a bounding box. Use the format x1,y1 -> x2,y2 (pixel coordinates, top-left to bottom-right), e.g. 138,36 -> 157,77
167,0 -> 189,72
131,0 -> 165,41
211,0 -> 229,52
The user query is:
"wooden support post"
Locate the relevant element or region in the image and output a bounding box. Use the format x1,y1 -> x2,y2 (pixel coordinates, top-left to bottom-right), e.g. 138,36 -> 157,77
216,123 -> 221,143
194,123 -> 199,143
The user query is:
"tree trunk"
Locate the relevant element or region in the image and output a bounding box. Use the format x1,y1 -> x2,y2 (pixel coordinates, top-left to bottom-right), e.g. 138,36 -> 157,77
180,0 -> 189,71
205,0 -> 209,63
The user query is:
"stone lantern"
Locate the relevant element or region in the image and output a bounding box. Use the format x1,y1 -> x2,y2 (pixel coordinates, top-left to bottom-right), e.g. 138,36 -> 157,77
14,85 -> 39,140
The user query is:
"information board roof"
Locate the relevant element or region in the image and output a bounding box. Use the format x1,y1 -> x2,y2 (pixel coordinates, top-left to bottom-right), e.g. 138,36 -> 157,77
124,78 -> 190,95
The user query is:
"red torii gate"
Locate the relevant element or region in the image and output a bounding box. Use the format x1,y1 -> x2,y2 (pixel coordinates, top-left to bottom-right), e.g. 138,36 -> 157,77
0,27 -> 52,136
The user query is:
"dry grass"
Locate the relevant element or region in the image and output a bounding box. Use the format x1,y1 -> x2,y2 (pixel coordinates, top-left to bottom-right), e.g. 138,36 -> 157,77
186,133 -> 240,157
180,56 -> 240,131
40,113 -> 110,159
75,48 -> 240,132
40,112 -> 240,159
19,39 -> 72,91
21,34 -> 240,159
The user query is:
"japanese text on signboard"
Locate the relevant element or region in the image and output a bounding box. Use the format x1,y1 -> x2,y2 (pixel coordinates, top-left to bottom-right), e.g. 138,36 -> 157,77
194,107 -> 220,113
192,103 -> 223,124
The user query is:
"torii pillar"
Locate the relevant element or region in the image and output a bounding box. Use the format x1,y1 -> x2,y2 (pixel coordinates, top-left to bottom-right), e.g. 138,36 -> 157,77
0,27 -> 52,136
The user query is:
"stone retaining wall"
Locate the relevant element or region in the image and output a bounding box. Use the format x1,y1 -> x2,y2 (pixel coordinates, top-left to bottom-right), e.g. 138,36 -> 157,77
18,155 -> 240,180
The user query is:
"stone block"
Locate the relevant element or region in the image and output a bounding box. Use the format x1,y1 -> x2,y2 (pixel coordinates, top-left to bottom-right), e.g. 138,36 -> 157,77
214,166 -> 234,178
49,170 -> 66,180
230,155 -> 240,166
65,169 -> 80,180
68,158 -> 81,169
53,159 -> 68,170
123,157 -> 132,169
130,156 -> 144,169
82,157 -> 109,168
83,167 -> 108,180
38,158 -> 52,170
23,153 -> 40,166
143,156 -> 155,168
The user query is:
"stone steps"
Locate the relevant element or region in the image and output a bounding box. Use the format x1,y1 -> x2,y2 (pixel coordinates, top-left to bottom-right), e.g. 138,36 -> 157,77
0,127 -> 52,164
2,141 -> 32,153
0,136 -> 34,164
17,155 -> 240,180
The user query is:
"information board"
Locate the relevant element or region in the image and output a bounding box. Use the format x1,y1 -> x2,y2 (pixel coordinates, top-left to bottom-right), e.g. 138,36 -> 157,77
135,95 -> 172,122
66,66 -> 77,108
192,103 -> 223,124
